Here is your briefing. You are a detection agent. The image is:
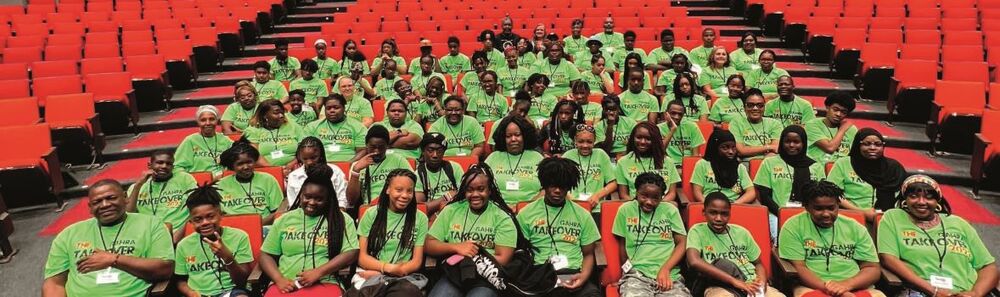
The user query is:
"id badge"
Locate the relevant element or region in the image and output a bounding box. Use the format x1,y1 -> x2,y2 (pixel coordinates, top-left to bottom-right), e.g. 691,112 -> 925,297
457,150 -> 467,156
327,143 -> 342,152
787,201 -> 803,207
548,81 -> 555,87
95,267 -> 120,285
269,150 -> 285,159
577,192 -> 592,201
549,254 -> 569,271
621,259 -> 634,273
505,180 -> 520,190
930,274 -> 954,289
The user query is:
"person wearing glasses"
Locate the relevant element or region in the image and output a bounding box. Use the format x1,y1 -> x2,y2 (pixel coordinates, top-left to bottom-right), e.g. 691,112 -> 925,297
728,88 -> 782,161
429,96 -> 486,159
826,128 -> 906,222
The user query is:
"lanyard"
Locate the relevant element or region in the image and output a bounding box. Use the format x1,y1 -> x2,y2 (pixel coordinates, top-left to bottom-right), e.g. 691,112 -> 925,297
636,155 -> 653,173
200,135 -> 220,161
728,97 -> 745,116
98,215 -> 128,252
386,213 -> 406,263
461,207 -> 486,241
746,119 -> 766,146
812,222 -> 837,272
325,120 -> 347,142
303,214 -> 325,271
543,202 -> 567,254
631,204 -> 658,256
198,236 -> 229,291
146,180 -> 168,215
575,154 -> 595,189
710,226 -> 754,277
236,176 -> 265,214
267,128 -> 282,152
445,120 -> 467,153
506,152 -> 525,173
918,217 -> 948,270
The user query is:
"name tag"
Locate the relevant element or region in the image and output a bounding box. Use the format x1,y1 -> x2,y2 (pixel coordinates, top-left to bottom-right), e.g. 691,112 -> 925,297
787,201 -> 803,207
548,82 -> 555,87
326,144 -> 342,152
95,267 -> 120,285
930,274 -> 954,289
549,254 -> 569,271
621,259 -> 634,273
457,150 -> 468,156
270,150 -> 285,159
505,180 -> 520,191
577,192 -> 592,201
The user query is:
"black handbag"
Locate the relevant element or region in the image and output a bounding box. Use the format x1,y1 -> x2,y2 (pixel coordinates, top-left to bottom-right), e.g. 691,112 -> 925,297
440,245 -> 557,297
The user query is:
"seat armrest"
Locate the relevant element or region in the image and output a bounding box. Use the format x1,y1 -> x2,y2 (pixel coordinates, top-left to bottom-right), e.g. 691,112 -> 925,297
882,267 -> 902,287
42,147 -> 65,194
148,279 -> 170,296
773,250 -> 798,279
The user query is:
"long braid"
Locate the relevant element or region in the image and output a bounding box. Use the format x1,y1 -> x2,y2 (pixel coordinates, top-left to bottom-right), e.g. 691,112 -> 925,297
366,169 -> 418,259
450,163 -> 535,254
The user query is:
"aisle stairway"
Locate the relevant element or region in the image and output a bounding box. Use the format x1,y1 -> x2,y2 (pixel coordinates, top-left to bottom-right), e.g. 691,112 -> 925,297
67,0 -> 979,198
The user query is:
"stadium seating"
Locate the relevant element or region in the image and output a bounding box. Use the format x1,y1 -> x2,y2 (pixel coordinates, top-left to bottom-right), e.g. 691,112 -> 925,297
45,93 -> 105,165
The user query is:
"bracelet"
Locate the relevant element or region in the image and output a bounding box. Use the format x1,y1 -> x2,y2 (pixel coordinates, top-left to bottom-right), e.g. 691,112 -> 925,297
221,257 -> 234,266
112,254 -> 120,267
380,263 -> 386,274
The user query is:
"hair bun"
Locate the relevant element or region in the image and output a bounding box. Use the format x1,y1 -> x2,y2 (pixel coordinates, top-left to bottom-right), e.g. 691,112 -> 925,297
305,163 -> 334,181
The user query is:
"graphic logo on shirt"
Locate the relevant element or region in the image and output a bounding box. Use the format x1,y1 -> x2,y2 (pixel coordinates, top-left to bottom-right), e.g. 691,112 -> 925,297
531,218 -> 583,244
186,255 -> 197,264
75,241 -> 92,250
803,239 -> 857,260
705,245 -> 715,252
902,230 -> 917,238
449,225 -> 498,249
451,224 -> 462,231
804,239 -> 817,248
902,231 -> 972,258
626,217 -> 639,225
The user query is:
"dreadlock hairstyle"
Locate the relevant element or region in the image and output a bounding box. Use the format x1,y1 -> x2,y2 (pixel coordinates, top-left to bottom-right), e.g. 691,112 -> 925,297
295,136 -> 328,164
537,157 -> 580,192
185,181 -> 224,210
544,100 -> 585,155
625,121 -> 666,170
366,169 -> 419,260
492,114 -> 539,152
797,180 -> 844,207
219,138 -> 260,170
361,125 -> 391,203
619,52 -> 645,91
673,72 -> 701,114
249,99 -> 287,128
290,164 -> 346,261
449,162 -> 535,253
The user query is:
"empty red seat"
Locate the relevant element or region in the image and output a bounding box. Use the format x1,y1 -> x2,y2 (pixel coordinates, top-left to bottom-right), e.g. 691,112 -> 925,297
868,29 -> 903,45
85,32 -> 119,45
0,123 -> 65,208
122,30 -> 153,43
80,57 -> 124,76
122,42 -> 157,56
50,22 -> 85,35
32,75 -> 82,107
904,18 -> 940,30
31,60 -> 78,78
45,93 -> 105,165
831,29 -> 867,76
900,44 -> 940,62
971,108 -> 1000,195
928,80 -> 988,154
0,79 -> 31,99
888,59 -> 939,122
906,30 -> 942,46
942,45 -> 985,62
44,45 -> 83,61
7,35 -> 46,47
46,34 -> 82,46
869,17 -> 903,30
944,31 -> 983,46
858,43 -> 900,100
3,47 -> 43,64
0,98 -> 41,127
942,18 -> 978,31
942,61 -> 989,84
14,23 -> 50,36
154,28 -> 186,42
0,63 -> 29,80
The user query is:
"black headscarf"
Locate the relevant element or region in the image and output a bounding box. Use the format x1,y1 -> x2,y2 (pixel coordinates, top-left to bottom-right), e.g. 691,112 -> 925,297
704,129 -> 740,189
779,125 -> 816,203
850,128 -> 906,211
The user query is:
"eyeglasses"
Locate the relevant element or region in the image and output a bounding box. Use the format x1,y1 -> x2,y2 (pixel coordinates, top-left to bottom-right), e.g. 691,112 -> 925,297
575,124 -> 596,133
745,103 -> 765,109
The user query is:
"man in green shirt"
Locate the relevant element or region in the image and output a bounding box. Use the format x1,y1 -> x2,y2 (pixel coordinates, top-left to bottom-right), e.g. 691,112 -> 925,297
479,30 -> 506,71
174,186 -> 253,297
346,125 -> 415,207
689,28 -> 717,68
43,180 -> 174,297
439,36 -> 471,78
285,90 -> 317,127
805,91 -> 858,163
536,43 -> 582,98
311,39 -> 340,81
126,151 -> 198,243
374,59 -> 402,101
306,93 -> 368,162
612,31 -> 647,72
647,29 -> 690,72
659,100 -> 705,165
408,39 -> 439,76
764,75 -> 815,127
337,76 -> 375,126
593,17 -> 625,57
288,59 -> 329,108
252,61 -> 289,102
268,39 -> 299,82
517,158 -> 602,296
778,180 -> 883,297
374,99 -> 425,159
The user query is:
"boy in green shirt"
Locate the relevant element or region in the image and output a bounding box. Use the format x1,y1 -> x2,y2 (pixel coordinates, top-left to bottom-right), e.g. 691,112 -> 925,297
612,31 -> 647,72
410,55 -> 447,96
43,180 -> 174,297
478,30 -> 507,71
439,36 -> 471,78
252,61 -> 289,102
619,69 -> 659,123
764,76 -> 815,126
466,71 -> 510,124
563,19 -> 588,57
647,29 -> 690,72
373,99 -> 425,159
346,125 -> 415,207
659,100 -> 705,165
805,91 -> 857,163
288,59 -> 329,108
574,38 -> 609,73
126,151 -> 198,242
269,39 -> 300,82
689,28 -> 717,68
373,60 -> 402,101
285,90 -> 317,127
174,186 -> 254,297
311,39 -> 340,81
778,180 -> 883,297
517,158 -> 602,296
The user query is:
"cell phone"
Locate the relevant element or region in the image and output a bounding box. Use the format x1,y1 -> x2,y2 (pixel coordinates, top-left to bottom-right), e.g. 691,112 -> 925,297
202,233 -> 218,242
557,274 -> 574,287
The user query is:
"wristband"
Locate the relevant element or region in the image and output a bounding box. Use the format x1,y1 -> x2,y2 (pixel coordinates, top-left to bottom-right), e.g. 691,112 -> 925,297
113,254 -> 120,267
221,257 -> 234,266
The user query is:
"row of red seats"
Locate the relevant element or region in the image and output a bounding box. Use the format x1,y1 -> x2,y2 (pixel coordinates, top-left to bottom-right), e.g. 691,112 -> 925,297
353,0 -> 670,12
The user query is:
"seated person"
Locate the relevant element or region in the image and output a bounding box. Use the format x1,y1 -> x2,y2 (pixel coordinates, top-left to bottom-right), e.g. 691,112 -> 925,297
562,124 -> 617,211
616,53 -> 652,94
176,105 -> 234,176
269,39 -> 300,82
518,158 -> 602,297
654,54 -> 694,99
646,29 -> 690,72
310,39 -> 339,81
614,173 -> 691,297
805,91 -> 858,163
304,94 -> 368,163
372,99 -> 424,159
222,84 -> 259,134
371,39 -> 407,75
260,166 -> 359,296
428,96 -> 486,159
689,28 -> 717,70
42,180 -> 174,297
126,151 -> 198,242
217,140 -> 287,225
351,169 -> 427,296
662,72 -> 708,122
338,39 -> 370,77
763,75 -> 814,126
522,73 -> 559,125
659,99 -> 706,165
458,51 -> 489,100
708,74 -> 747,126
878,175 -> 999,297
691,129 -> 755,203
333,76 -> 375,127
484,115 -> 545,205
730,32 -> 763,72
243,99 -> 306,166
414,133 -> 465,215
289,59 -> 329,109
373,60 -> 402,100
618,69 -> 659,123
594,94 -> 637,157
285,90 -> 318,127
539,100 -> 585,156
535,42 -> 581,98
175,185 -> 254,297
409,55 -> 447,96
615,122 -> 681,202
612,31 -> 647,73
778,180 -> 883,297
699,47 -> 741,100
827,128 -> 906,220
417,76 -> 449,125
497,47 -> 535,95
439,36 -> 471,78
687,192 -> 784,297
285,137 -> 348,209
746,50 -> 790,97
729,88 -> 782,161
346,125 -> 414,207
754,126 -> 827,241
466,70 -> 510,124
578,55 -> 615,95
252,61 -> 289,102
568,81 -> 604,123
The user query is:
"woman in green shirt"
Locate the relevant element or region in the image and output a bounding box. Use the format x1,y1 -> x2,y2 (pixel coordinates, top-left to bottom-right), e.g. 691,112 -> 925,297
654,54 -> 694,98
371,39 -> 407,76
497,46 -> 533,95
746,50 -> 790,96
466,70 -> 509,124
285,90 -> 317,127
729,32 -> 764,72
699,47 -> 740,99
176,105 -> 234,176
562,124 -> 617,214
260,165 -> 358,296
878,175 -> 999,297
539,100 -> 585,156
429,96 -> 486,159
828,128 -> 906,221
536,42 -> 581,98
619,68 -> 658,123
707,74 -> 747,126
664,72 -> 709,123
221,84 -> 258,134
691,129 -> 755,203
312,39 -> 340,81
352,169 -> 427,296
730,88 -> 782,161
522,73 -> 559,125
579,55 -> 614,95
289,59 -> 330,108
754,125 -> 826,242
217,140 -> 287,225
615,122 -> 680,202
339,39 -> 370,77
243,99 -> 305,166
569,81 -> 604,123
484,115 -> 545,205
617,53 -> 651,93
458,51 -> 488,99
595,94 -> 636,157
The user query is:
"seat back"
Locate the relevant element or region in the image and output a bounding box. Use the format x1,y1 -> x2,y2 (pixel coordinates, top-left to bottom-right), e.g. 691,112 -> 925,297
33,75 -> 82,106
942,62 -> 989,84
182,214 -> 264,268
31,60 -> 79,78
221,166 -> 286,195
681,156 -> 699,201
934,80 -> 987,111
0,63 -> 29,80
124,55 -> 166,80
84,72 -> 133,101
0,97 -> 40,127
45,93 -> 95,125
159,40 -> 193,61
190,171 -> 214,186
598,200 -> 626,286
84,43 -> 121,58
893,59 -> 938,87
777,207 -> 866,230
0,79 -> 32,99
3,47 -> 43,64
443,155 -> 477,170
899,44 -> 939,61
686,203 -> 773,278
0,123 -> 52,160
81,57 -> 124,74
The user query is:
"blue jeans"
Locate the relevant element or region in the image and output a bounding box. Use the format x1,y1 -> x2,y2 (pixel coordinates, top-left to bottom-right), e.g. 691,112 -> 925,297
428,279 -> 497,297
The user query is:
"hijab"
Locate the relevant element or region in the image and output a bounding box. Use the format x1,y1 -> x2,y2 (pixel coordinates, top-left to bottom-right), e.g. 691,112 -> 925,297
779,125 -> 815,203
704,129 -> 740,189
850,128 -> 906,211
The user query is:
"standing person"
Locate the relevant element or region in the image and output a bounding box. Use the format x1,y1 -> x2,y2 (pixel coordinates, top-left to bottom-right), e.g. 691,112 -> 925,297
659,100 -> 706,165
539,100 -> 585,156
494,17 -> 524,51
763,75 -> 814,127
459,51 -> 490,99
878,175 -> 999,297
429,96 -> 486,159
285,137 -> 349,209
708,75 -> 748,126
335,76 -> 375,127
615,122 -> 681,202
647,29 -> 691,72
269,39 -> 300,82
593,17 -> 625,54
42,180 -> 174,297
222,84 -> 259,134
568,81 -> 605,123
289,59 -> 329,108
729,32 -> 764,72
426,163 -> 532,297
484,115 -> 545,205
373,59 -> 402,101
687,192 -> 782,297
339,39 -> 371,77
690,129 -> 756,203
440,36 -> 471,78
466,70 -> 510,124
612,31 -> 647,72
126,151 -> 198,242
253,61 -> 290,102
595,94 -> 636,157
655,54 -> 695,99
619,68 -> 659,123
311,39 -> 340,81
174,185 -> 254,297
614,173 -> 691,297
372,99 -> 425,159
260,165 -> 359,296
689,28 -> 718,69
346,125 -> 415,207
517,158 -> 602,297
578,56 -> 615,95
729,88 -> 782,161
754,125 -> 826,241
699,47 -> 740,99
778,180 -> 883,297
746,50 -> 790,97
216,140 -> 287,225
176,105 -> 234,176
562,124 -> 617,214
536,42 -> 582,98
827,128 -> 906,219
371,39 -> 407,76
805,91 -> 858,163
350,169 -> 428,296
243,99 -> 306,166
413,133 -> 464,215
663,72 -> 708,122
563,19 -> 588,57
305,94 -> 368,162
285,90 -> 317,127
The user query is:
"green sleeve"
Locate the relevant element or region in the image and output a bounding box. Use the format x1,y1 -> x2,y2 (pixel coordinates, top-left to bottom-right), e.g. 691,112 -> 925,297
876,211 -> 899,257
174,242 -> 190,275
566,63 -> 582,81
594,121 -> 607,144
359,100 -> 374,117
778,220 -> 805,261
690,160 -> 708,187
800,101 -> 817,123
341,213 -> 360,252
260,216 -> 284,255
741,227 -> 761,262
578,207 -> 601,245
147,218 -> 175,260
960,218 -> 996,268
667,205 -> 686,236
810,162 -> 827,179
664,162 -> 681,184
43,229 -> 72,278
406,121 -> 424,136
738,164 -> 753,190
806,120 -> 830,144
611,205 -> 628,238
614,160 -> 628,185
174,138 -> 194,172
221,104 -> 238,122
767,120 -> 782,140
600,155 -> 616,184
686,225 -> 703,251
427,206 -> 451,240
690,123 -> 706,147
234,232 -> 254,264
826,160 -> 848,189
851,221 -> 879,263
494,213 -> 518,248
753,158 -> 773,188
356,209 -> 375,237
415,214 -> 429,247
707,102 -> 723,122
277,83 -> 289,99
353,123 -> 367,149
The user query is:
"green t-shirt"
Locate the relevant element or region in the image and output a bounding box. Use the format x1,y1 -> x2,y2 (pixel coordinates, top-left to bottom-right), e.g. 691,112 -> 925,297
615,152 -> 682,197
127,172 -> 198,228
486,48 -> 507,71
581,103 -> 603,124
221,103 -> 256,131
409,71 -> 446,96
667,95 -> 710,122
619,90 -> 659,122
174,133 -> 233,175
612,48 -> 648,72
343,93 -> 374,122
44,214 -> 174,297
826,158 -> 878,209
574,52 -> 613,73
877,209 -> 997,292
217,173 -> 284,218
496,65 -> 534,94
373,76 -> 401,100
517,200 -> 601,270
467,91 -> 510,124
647,47 -> 690,67
730,48 -> 764,72
338,59 -> 371,76
612,200 -> 686,279
655,69 -> 680,88
414,161 -> 464,200
778,212 -> 879,282
269,57 -> 300,82
331,78 -> 373,97
689,46 -> 714,68
358,208 -> 429,263
371,56 -> 406,74
579,70 -> 612,94
243,123 -> 305,166
428,200 -> 518,255
535,59 -> 582,97
594,32 -> 625,53
687,223 -> 761,281
563,36 -> 588,58
174,227 -> 254,296
746,67 -> 790,94
518,54 -> 538,71
527,94 -> 559,124
708,97 -> 745,124
805,118 -> 858,163
752,156 -> 827,207
428,116 -> 486,156
373,120 -> 425,159
658,120 -> 706,165
690,159 -> 753,201
698,66 -> 740,95
484,150 -> 545,204
312,56 -> 341,81
253,80 -> 289,102
562,149 -> 616,204
260,209 -> 359,285
354,154 -> 414,204
286,108 -> 317,128
728,117 -> 783,160
305,118 -> 368,162
594,117 -> 637,154
439,53 -> 471,78
458,71 -> 483,99
289,77 -> 329,105
764,96 -> 815,126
